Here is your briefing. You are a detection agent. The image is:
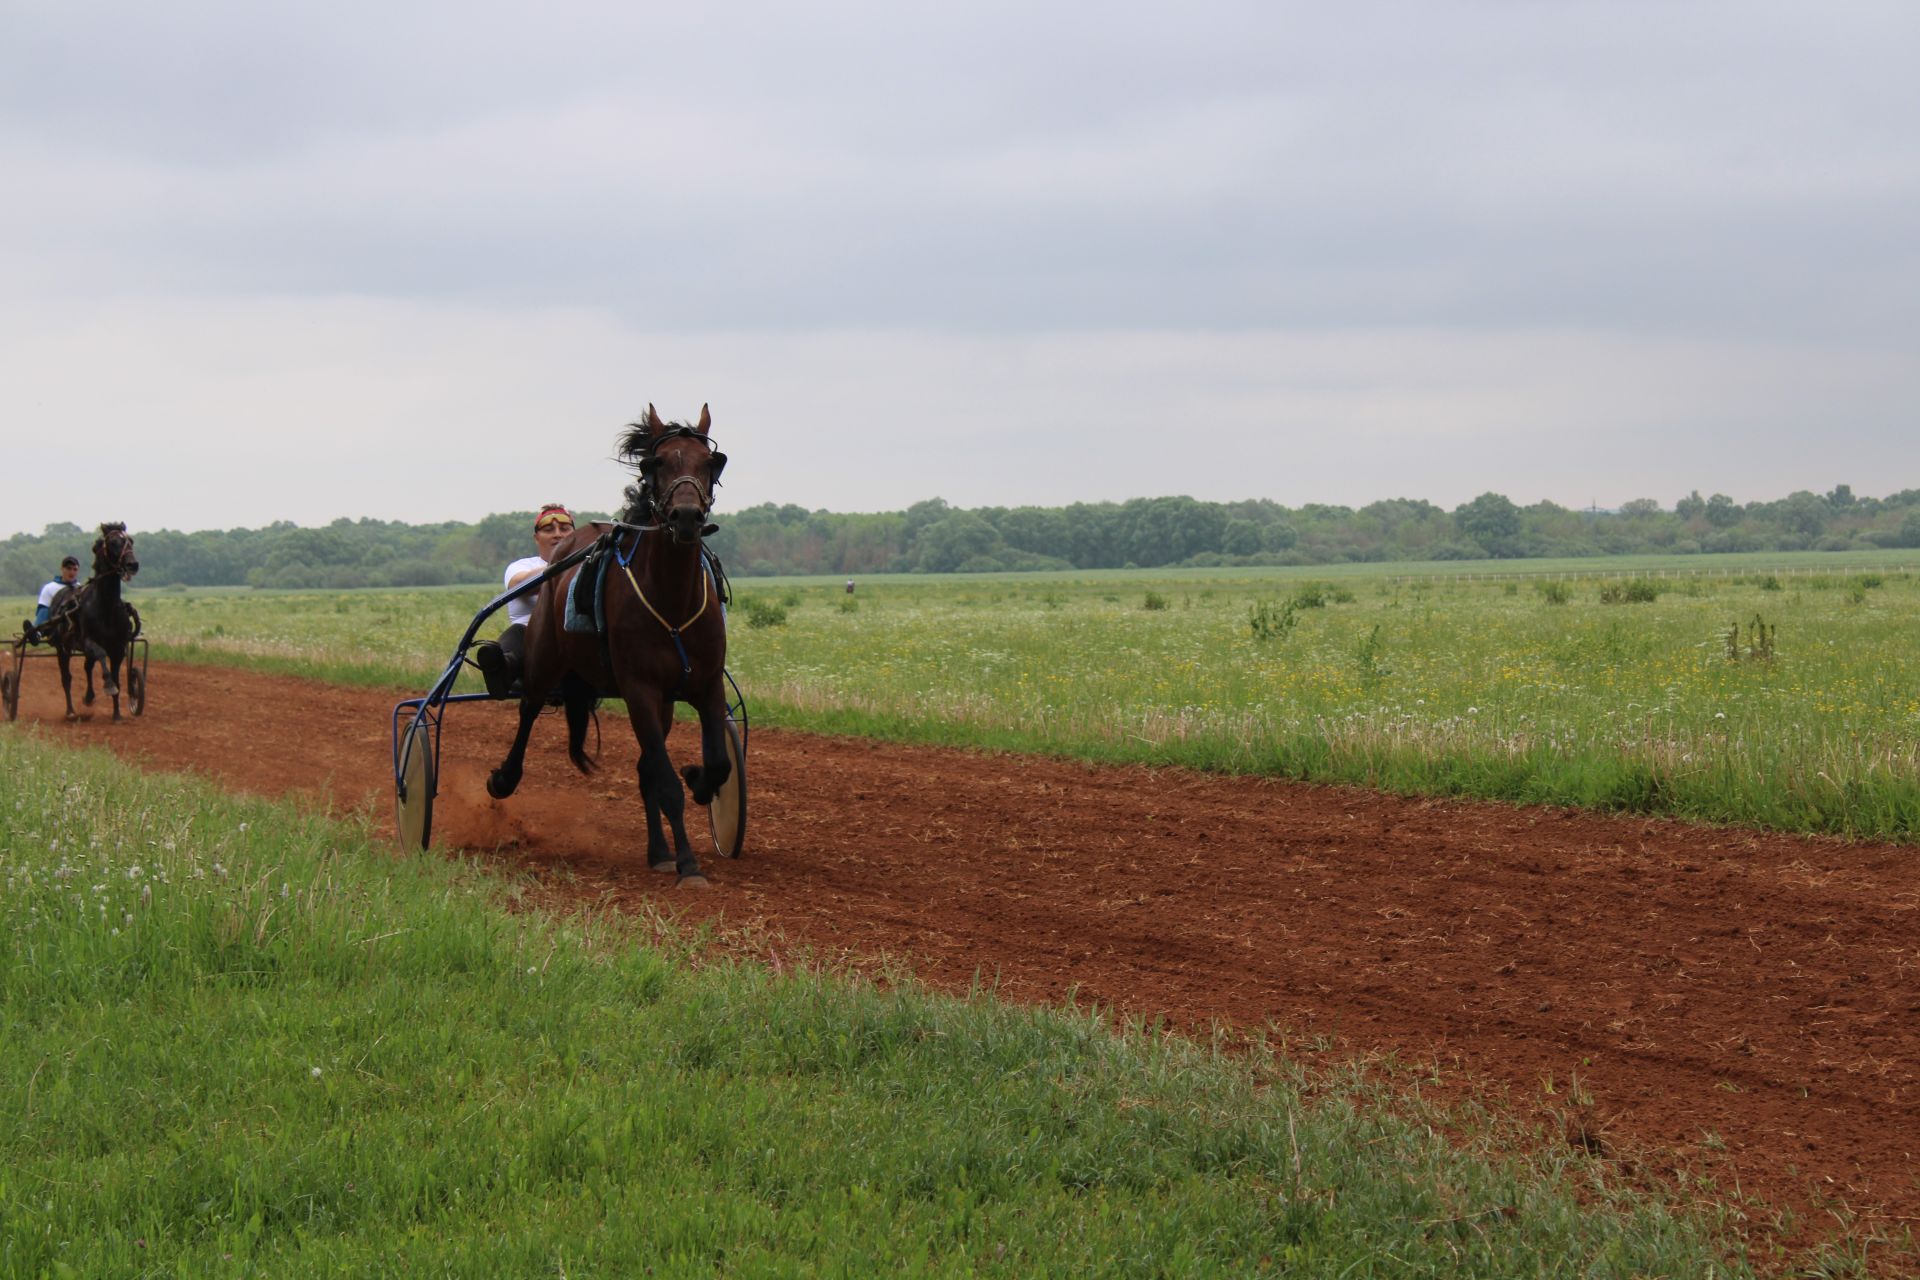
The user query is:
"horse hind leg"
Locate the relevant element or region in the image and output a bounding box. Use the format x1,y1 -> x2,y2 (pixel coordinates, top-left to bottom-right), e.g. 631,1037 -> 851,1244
106,650 -> 124,722
57,650 -> 79,721
561,675 -> 598,777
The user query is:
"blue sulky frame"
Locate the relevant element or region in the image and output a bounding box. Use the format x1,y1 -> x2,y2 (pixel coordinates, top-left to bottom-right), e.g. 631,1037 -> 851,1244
389,540 -> 748,856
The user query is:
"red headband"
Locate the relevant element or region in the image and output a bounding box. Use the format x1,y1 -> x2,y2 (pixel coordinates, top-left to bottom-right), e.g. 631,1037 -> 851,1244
534,504 -> 573,530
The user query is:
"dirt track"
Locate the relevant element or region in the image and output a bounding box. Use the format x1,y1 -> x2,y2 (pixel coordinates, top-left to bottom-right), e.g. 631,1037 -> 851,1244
10,661 -> 1918,1253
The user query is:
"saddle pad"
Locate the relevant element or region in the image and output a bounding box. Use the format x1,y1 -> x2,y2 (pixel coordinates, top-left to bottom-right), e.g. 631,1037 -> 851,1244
564,554 -> 610,634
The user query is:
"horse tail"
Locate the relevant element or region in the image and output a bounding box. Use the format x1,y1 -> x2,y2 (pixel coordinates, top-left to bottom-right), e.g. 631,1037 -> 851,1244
562,676 -> 598,776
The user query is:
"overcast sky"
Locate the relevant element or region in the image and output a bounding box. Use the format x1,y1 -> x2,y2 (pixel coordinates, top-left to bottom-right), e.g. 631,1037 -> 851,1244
2,0 -> 1916,537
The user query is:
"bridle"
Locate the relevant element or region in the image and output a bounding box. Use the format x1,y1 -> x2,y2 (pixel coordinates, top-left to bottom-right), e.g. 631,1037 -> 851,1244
634,425 -> 727,530
92,526 -> 138,582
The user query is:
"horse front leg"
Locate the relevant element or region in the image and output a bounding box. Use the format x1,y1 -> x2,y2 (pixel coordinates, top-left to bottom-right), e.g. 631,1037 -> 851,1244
105,648 -> 124,722
625,696 -> 704,886
680,684 -> 733,806
638,757 -> 673,874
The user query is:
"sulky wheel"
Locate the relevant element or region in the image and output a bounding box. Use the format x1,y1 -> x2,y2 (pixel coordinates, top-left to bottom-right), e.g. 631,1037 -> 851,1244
126,667 -> 146,718
706,716 -> 746,858
394,717 -> 437,852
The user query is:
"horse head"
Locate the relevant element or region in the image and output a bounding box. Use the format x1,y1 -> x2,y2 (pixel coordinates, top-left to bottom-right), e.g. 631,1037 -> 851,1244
618,404 -> 726,545
93,522 -> 139,581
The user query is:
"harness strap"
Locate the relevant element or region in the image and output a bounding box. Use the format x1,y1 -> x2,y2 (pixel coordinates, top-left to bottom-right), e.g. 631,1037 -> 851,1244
621,556 -> 709,684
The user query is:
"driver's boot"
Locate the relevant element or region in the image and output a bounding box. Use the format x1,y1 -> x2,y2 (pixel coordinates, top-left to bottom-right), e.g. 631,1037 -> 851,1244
473,641 -> 515,699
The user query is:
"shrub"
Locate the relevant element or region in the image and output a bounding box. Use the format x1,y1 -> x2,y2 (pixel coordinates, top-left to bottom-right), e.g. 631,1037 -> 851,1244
740,596 -> 789,629
1248,598 -> 1300,641
1539,581 -> 1571,606
1598,579 -> 1660,604
1290,583 -> 1328,609
1142,591 -> 1167,611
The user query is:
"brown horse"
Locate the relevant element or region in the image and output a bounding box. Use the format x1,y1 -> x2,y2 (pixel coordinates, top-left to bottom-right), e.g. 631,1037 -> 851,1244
485,405 -> 732,886
47,522 -> 141,721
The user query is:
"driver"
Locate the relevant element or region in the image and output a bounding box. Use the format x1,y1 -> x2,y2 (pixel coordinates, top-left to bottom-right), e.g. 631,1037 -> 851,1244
22,555 -> 80,644
473,504 -> 574,698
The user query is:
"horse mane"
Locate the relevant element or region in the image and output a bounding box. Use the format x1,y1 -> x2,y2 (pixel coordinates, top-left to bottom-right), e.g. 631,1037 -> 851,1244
616,418 -> 688,463
615,417 -> 691,522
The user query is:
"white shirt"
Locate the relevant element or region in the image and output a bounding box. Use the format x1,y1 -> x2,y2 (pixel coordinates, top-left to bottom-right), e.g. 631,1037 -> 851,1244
503,556 -> 548,626
38,579 -> 71,609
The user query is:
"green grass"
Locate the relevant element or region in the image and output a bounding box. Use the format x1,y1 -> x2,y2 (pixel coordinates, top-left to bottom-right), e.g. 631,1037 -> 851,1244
12,548 -> 1920,842
0,730 -> 1777,1275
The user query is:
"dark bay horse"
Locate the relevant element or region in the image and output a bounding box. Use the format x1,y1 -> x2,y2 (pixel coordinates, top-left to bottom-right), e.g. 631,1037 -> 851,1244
486,405 -> 732,886
48,522 -> 141,721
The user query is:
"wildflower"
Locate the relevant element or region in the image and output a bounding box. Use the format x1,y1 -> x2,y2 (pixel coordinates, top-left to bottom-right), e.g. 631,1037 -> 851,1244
310,1066 -> 323,1079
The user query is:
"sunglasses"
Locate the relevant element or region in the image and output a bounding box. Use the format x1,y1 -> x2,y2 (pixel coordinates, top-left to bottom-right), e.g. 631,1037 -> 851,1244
535,517 -> 574,531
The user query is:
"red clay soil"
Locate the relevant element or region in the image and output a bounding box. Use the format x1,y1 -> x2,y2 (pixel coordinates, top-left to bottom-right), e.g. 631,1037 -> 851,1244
11,662 -> 1919,1259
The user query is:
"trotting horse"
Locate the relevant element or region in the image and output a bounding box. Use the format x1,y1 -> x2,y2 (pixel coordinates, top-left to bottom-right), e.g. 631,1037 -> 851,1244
485,405 -> 732,886
47,522 -> 141,722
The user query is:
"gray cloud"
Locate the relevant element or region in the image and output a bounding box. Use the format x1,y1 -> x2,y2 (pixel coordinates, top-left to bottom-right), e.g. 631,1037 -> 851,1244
2,1 -> 1916,535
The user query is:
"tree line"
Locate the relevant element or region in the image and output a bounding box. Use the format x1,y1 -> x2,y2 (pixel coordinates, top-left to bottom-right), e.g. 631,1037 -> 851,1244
6,486 -> 1919,593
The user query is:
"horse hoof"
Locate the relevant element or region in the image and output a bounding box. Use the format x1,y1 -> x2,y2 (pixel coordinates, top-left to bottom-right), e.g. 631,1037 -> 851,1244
649,859 -> 677,875
65,711 -> 79,722
485,771 -> 517,800
83,692 -> 95,706
676,874 -> 710,890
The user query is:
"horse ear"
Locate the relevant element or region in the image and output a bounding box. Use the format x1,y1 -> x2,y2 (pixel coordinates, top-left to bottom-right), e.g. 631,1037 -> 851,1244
645,403 -> 664,433
696,404 -> 710,434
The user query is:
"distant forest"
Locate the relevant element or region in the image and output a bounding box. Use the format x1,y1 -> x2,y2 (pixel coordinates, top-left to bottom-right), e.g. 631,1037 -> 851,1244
6,486 -> 1920,593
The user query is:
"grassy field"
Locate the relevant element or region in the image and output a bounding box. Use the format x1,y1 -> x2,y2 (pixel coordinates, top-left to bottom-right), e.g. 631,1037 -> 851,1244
0,731 -> 1780,1276
9,548 -> 1920,841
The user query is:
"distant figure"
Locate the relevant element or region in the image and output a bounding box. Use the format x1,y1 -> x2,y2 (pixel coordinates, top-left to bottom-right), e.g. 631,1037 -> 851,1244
845,578 -> 855,595
22,555 -> 80,644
